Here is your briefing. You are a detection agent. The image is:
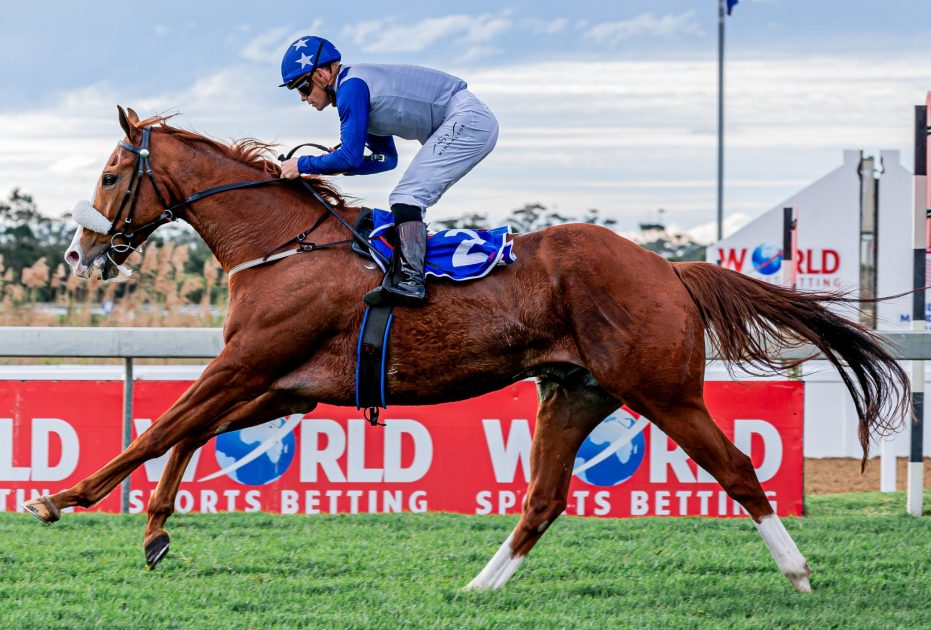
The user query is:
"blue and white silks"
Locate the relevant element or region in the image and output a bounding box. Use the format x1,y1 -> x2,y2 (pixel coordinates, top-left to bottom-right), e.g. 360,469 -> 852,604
367,209 -> 516,281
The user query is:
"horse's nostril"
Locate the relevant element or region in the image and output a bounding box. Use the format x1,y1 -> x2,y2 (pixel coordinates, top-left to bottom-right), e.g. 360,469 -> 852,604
65,250 -> 80,266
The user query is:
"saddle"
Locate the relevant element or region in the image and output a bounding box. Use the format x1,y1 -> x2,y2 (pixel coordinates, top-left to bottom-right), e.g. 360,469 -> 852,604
351,208 -> 516,280
351,208 -> 517,424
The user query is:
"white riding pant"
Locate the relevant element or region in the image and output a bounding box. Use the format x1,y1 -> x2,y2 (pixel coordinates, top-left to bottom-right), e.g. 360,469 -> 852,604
388,90 -> 498,214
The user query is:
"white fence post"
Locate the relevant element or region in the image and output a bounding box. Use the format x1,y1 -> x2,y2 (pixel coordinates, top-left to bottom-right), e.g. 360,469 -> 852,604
880,437 -> 897,492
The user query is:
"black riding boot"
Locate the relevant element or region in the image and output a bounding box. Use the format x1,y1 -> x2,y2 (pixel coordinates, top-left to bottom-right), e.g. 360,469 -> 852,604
363,220 -> 428,306
386,220 -> 427,303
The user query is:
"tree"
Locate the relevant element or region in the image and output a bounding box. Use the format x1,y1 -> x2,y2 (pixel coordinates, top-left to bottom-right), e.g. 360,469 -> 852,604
636,224 -> 706,261
436,202 -> 620,235
0,189 -> 74,299
502,203 -> 620,233
434,213 -> 490,231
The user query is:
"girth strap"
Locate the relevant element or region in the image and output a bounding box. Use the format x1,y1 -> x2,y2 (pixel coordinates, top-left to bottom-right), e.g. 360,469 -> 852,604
356,304 -> 394,423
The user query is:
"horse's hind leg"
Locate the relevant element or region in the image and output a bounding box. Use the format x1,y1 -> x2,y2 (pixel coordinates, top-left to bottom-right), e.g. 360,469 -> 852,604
631,394 -> 812,593
466,371 -> 619,591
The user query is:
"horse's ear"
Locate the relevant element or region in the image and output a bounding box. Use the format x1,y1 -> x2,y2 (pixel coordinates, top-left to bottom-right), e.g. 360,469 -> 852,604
117,105 -> 140,143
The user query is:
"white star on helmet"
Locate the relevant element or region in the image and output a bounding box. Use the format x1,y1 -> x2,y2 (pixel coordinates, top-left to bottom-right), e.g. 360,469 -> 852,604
296,52 -> 315,68
292,38 -> 308,51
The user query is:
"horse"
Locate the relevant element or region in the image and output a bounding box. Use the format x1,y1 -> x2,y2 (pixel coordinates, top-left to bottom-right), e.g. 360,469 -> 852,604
25,106 -> 908,593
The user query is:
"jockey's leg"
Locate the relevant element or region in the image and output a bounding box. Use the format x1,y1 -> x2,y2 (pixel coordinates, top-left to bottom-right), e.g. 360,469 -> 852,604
385,206 -> 427,304
364,90 -> 498,307
364,203 -> 427,306
466,371 -> 618,591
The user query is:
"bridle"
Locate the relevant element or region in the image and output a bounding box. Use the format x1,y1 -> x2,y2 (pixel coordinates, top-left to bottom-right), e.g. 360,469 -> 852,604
98,125 -> 386,277
108,126 -> 176,255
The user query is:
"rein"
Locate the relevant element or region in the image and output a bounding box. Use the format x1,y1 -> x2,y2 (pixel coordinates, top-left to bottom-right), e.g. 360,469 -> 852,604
226,143 -> 391,278
106,127 -> 387,280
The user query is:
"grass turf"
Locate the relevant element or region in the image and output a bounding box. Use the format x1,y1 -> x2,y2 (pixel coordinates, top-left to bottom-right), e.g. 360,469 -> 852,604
0,492 -> 928,629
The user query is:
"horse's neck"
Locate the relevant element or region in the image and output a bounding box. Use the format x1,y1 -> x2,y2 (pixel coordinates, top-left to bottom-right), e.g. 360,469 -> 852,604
178,165 -> 357,271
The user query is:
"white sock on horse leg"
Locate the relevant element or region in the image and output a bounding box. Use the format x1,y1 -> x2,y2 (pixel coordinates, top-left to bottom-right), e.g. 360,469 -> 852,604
464,532 -> 524,591
754,514 -> 812,592
489,554 -> 524,590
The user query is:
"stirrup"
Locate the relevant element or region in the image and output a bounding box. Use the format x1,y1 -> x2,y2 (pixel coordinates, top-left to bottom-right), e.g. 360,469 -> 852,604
384,280 -> 425,304
363,284 -> 390,306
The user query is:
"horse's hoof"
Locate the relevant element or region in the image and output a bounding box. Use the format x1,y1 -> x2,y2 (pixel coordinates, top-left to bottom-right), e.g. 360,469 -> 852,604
787,563 -> 812,593
790,575 -> 812,593
145,534 -> 171,570
22,496 -> 61,525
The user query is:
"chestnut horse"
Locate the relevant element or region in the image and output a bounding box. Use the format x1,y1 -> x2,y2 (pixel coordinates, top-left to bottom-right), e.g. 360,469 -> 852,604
25,107 -> 907,593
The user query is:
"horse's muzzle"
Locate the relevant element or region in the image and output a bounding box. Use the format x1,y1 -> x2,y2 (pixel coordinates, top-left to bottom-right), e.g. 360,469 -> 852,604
64,230 -> 131,282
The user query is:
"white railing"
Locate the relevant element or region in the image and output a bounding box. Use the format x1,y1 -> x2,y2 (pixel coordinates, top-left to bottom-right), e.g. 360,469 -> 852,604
0,327 -> 221,512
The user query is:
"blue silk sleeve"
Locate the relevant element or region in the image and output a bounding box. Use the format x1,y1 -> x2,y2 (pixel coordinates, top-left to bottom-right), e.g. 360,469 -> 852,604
344,134 -> 398,176
297,78 -> 373,174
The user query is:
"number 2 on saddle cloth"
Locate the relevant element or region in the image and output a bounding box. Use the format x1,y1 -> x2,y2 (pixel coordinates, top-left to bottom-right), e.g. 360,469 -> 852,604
352,208 -> 517,424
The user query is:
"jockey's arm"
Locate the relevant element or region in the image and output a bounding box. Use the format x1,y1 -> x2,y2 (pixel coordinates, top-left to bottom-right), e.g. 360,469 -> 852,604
346,134 -> 398,176
297,78 -> 396,176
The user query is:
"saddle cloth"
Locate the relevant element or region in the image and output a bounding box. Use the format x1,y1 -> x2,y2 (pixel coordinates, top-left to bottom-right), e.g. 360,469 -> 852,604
367,209 -> 516,281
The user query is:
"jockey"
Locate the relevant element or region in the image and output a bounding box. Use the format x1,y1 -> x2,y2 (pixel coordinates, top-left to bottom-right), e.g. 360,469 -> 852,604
279,36 -> 499,306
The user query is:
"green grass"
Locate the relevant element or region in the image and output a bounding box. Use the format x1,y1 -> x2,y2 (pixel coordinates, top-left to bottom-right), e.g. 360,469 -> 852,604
1,492 -> 929,629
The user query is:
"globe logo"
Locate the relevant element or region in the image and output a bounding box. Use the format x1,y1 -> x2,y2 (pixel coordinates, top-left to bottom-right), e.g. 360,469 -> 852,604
573,410 -> 646,487
751,243 -> 782,275
213,417 -> 297,486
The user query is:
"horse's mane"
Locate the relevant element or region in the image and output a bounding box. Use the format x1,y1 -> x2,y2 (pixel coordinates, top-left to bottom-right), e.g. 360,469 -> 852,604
137,113 -> 347,207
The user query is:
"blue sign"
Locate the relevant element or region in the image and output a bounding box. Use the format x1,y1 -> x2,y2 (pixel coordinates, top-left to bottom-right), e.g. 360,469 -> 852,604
214,418 -> 297,486
751,243 -> 783,275
573,410 -> 646,487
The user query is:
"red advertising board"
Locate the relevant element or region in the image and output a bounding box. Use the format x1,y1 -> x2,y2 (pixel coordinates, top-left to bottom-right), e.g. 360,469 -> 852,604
0,379 -> 803,517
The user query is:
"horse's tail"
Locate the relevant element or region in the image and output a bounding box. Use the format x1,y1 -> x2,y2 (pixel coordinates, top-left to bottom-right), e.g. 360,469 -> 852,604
673,261 -> 910,470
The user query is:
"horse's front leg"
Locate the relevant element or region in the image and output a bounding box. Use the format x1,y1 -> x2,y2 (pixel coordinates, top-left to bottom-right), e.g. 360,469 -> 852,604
143,391 -> 312,569
22,355 -> 266,524
142,436 -> 202,569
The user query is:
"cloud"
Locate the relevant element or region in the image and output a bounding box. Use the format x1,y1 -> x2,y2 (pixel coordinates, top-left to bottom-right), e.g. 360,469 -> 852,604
586,11 -> 702,44
520,17 -> 568,35
685,212 -> 753,244
239,20 -> 323,64
4,51 -> 927,233
340,13 -> 511,54
240,26 -> 292,63
459,45 -> 503,64
48,154 -> 100,175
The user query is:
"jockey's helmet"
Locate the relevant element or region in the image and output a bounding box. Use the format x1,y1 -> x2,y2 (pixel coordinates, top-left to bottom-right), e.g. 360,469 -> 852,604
280,36 -> 341,87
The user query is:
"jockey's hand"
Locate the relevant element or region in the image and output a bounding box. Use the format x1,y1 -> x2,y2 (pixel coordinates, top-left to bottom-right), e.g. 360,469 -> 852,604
280,158 -> 302,179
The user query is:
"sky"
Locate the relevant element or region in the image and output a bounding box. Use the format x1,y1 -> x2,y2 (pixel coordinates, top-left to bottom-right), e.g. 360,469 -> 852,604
1,1 -> 929,243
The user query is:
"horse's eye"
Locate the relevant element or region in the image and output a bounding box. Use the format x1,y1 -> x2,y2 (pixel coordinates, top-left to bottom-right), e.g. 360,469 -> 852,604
102,174 -> 117,186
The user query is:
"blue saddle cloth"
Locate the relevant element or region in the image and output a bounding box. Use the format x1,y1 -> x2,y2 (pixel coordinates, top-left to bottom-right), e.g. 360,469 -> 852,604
368,209 -> 516,281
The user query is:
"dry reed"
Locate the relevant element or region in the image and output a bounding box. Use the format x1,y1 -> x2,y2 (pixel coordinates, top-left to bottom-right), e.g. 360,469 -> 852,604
0,243 -> 228,328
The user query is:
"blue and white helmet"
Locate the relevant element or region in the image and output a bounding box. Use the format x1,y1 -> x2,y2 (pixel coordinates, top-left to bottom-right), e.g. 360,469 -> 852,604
279,36 -> 341,87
